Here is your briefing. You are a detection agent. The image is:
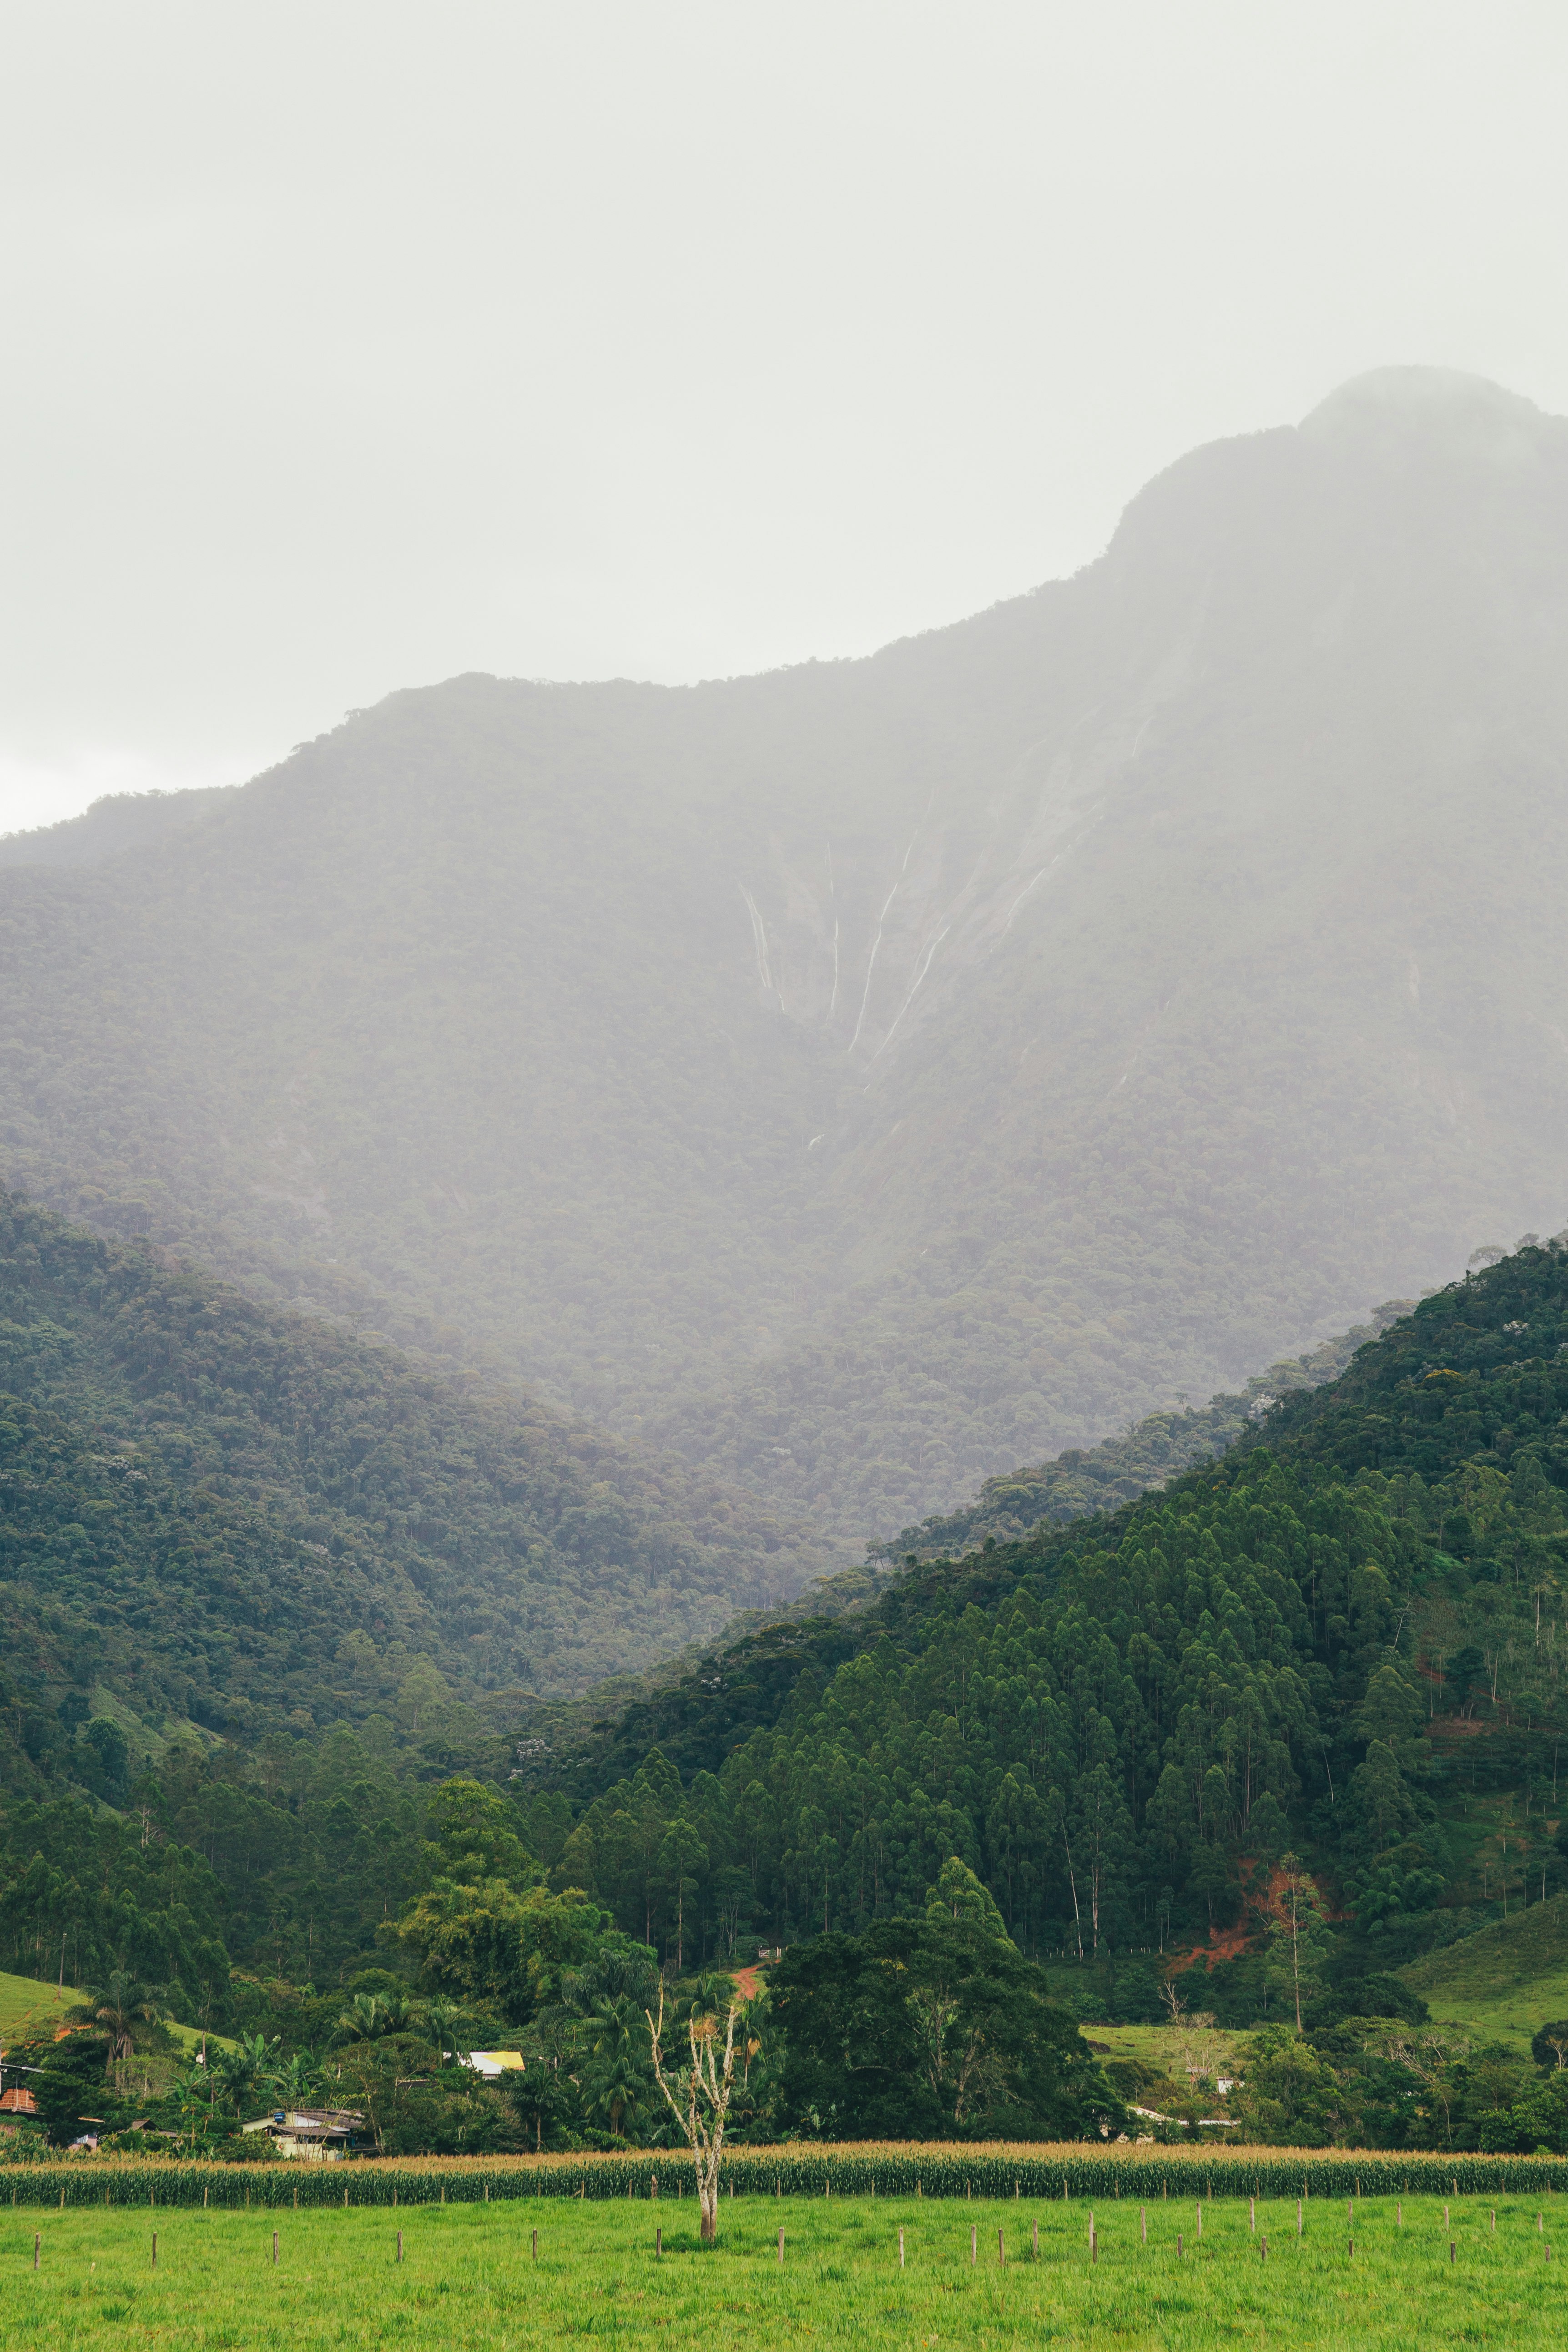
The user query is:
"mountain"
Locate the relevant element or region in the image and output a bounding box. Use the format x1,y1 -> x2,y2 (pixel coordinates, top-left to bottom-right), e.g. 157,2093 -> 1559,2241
0,785 -> 237,868
5,366 -> 1568,1544
872,1297 -> 1414,1560
0,1187 -> 824,1766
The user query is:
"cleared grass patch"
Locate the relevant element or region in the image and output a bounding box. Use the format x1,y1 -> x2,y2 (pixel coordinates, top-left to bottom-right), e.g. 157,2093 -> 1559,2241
1402,1892 -> 1568,2047
0,1973 -> 85,2046
0,1969 -> 230,2061
2,2192 -> 1566,2348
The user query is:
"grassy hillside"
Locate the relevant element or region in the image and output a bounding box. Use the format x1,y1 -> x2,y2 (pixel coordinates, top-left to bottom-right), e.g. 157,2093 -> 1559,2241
0,1967 -> 80,2045
5,372 -> 1568,1543
1401,1897 -> 1568,2049
0,1970 -> 228,2060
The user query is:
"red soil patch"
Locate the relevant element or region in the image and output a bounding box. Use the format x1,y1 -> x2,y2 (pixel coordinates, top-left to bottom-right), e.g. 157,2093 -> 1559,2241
1164,1857 -> 1347,1977
1166,1918 -> 1253,1975
730,1966 -> 762,2004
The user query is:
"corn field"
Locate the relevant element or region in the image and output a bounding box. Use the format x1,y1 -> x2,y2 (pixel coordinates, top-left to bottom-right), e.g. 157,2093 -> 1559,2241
2,2143 -> 1567,2208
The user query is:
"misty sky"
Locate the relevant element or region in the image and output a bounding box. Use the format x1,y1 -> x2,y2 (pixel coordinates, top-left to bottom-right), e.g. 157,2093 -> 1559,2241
5,0 -> 1568,831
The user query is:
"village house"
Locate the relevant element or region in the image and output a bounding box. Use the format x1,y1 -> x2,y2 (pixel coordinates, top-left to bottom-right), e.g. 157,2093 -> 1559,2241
242,2107 -> 363,2161
460,2050 -> 525,2082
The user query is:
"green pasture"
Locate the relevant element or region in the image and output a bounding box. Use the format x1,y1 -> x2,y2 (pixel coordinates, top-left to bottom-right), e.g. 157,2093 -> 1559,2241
0,1970 -> 232,2064
0,1973 -> 82,2049
2,2192 -> 1565,2349
1401,1893 -> 1568,2049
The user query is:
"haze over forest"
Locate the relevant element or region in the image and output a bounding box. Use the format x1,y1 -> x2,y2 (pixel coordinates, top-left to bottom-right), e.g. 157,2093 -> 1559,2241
2,366 -> 1566,1606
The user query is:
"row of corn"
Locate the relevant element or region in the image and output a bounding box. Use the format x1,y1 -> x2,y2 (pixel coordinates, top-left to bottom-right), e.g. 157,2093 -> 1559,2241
2,2144 -> 1566,2207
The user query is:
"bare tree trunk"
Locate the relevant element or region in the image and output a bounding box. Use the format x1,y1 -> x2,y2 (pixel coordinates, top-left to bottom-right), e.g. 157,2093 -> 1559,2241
646,1988 -> 742,2248
1057,1820 -> 1084,1959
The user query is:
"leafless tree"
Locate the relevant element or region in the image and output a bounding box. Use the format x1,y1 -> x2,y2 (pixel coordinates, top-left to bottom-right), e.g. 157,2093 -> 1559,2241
645,1985 -> 742,2246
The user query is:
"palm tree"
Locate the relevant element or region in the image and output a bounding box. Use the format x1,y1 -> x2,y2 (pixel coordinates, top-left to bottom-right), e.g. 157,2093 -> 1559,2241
334,1992 -> 387,2043
265,2048 -> 323,2109
334,1990 -> 412,2044
212,2032 -> 277,2118
67,1971 -> 170,2084
579,1995 -> 652,2139
420,1996 -> 466,2064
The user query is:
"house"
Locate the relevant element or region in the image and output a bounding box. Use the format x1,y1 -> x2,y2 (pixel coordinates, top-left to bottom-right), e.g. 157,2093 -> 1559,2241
461,2051 -> 525,2082
0,2087 -> 37,2116
242,2107 -> 363,2161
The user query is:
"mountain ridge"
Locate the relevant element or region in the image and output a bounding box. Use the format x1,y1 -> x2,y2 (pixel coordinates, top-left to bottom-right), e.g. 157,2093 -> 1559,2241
3,366 -> 1567,1543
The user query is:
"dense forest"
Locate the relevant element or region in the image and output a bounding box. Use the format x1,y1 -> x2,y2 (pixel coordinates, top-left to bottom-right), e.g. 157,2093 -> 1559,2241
9,1239 -> 1568,2154
0,1187 -> 823,1759
5,373 -> 1568,1549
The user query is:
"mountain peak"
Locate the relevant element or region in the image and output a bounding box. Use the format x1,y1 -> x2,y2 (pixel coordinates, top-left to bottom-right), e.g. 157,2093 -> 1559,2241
1299,364 -> 1556,464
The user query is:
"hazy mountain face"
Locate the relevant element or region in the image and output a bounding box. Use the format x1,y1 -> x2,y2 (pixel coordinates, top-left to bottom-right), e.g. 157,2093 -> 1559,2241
5,366 -> 1567,1544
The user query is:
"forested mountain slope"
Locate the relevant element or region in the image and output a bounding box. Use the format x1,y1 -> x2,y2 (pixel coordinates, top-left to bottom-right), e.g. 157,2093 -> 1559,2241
0,1189 -> 822,1761
5,368 -> 1568,1542
524,1243 -> 1568,2010
0,786 -> 237,869
873,1299 -> 1413,1560
6,1234 -> 1567,2030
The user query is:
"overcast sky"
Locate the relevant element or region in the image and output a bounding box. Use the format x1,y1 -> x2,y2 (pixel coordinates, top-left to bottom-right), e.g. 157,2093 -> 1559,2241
5,0 -> 1568,831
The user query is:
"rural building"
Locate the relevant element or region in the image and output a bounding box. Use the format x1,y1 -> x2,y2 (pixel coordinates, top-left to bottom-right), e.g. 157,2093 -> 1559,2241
461,2050 -> 525,2081
242,2107 -> 363,2161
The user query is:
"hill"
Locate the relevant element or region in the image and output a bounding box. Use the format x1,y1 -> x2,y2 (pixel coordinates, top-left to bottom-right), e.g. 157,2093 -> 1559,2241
515,1241 -> 1568,2039
0,1186 -> 825,1766
873,1301 -> 1413,1559
0,1968 -> 227,2060
1400,1894 -> 1568,2049
0,786 -> 237,870
4,368 -> 1568,1543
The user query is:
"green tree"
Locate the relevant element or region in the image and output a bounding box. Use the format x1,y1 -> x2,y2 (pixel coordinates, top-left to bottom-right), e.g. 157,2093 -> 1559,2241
924,1855 -> 1007,1935
1265,1854 -> 1331,2031
66,1970 -> 172,2084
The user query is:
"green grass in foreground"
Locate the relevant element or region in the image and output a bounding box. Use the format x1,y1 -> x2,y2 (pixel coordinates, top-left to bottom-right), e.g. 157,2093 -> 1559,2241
1,2192 -> 1564,2348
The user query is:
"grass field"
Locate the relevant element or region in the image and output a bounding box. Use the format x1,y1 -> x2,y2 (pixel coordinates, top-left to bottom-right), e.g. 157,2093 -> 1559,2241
1401,1892 -> 1568,2048
0,1973 -> 83,2049
0,1972 -> 231,2063
1,2192 -> 1564,2347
